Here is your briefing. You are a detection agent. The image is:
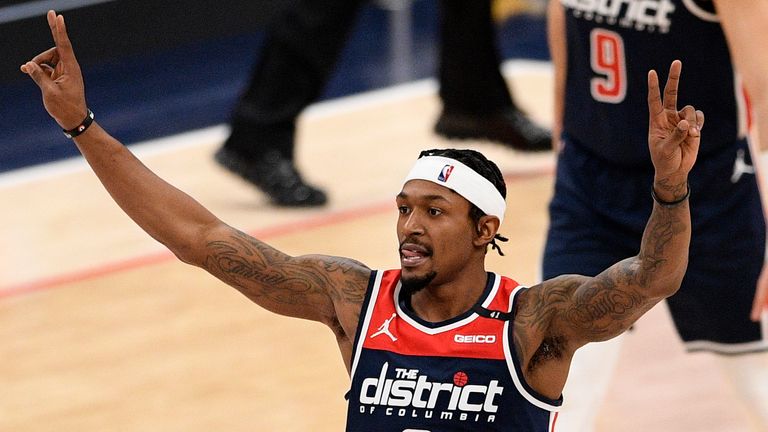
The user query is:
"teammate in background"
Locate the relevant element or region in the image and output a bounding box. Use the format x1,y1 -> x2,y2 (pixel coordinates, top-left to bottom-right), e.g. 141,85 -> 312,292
23,11 -> 702,431
546,0 -> 768,429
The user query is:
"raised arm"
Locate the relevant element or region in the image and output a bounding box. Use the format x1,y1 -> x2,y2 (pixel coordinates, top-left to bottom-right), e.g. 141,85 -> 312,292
520,61 -> 703,354
21,11 -> 371,336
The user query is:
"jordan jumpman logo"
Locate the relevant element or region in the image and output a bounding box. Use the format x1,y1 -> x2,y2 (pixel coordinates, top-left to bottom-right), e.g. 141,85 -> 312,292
370,313 -> 398,342
731,149 -> 755,183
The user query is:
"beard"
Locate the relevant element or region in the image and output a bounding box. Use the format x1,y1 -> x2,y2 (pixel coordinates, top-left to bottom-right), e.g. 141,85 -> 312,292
401,271 -> 437,296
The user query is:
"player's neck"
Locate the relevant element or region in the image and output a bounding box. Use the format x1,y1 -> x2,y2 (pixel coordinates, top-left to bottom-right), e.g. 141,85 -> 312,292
409,265 -> 488,322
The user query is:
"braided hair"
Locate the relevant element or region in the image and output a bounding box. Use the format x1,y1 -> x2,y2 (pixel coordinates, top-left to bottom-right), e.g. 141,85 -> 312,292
417,149 -> 509,255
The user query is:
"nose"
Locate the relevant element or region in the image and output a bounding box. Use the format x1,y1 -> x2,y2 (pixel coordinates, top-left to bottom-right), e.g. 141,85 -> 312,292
401,211 -> 425,236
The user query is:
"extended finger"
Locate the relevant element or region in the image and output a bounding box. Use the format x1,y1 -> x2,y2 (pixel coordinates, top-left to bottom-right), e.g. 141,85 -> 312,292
647,69 -> 662,117
662,60 -> 682,111
53,14 -> 78,68
47,10 -> 59,47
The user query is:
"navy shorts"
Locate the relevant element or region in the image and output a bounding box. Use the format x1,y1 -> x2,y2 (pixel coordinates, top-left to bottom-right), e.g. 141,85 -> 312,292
542,136 -> 767,354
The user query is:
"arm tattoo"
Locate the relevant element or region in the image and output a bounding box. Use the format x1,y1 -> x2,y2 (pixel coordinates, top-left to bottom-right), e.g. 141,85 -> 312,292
565,272 -> 649,338
514,183 -> 689,375
518,278 -> 643,333
635,202 -> 683,285
516,276 -> 649,370
202,229 -> 368,316
518,200 -> 688,358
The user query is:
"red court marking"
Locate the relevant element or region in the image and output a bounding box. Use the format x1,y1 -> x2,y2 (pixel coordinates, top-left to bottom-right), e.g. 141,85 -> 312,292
0,200 -> 392,299
0,167 -> 552,299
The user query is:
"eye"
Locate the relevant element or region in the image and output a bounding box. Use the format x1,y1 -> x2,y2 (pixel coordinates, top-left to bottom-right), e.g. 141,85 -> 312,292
428,207 -> 442,216
398,205 -> 410,215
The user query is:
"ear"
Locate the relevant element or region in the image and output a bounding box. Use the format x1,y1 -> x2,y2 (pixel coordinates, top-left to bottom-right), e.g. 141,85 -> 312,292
473,215 -> 500,248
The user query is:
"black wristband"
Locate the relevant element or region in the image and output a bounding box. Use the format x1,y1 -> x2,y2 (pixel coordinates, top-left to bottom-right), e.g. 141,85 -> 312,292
62,109 -> 94,139
652,183 -> 690,208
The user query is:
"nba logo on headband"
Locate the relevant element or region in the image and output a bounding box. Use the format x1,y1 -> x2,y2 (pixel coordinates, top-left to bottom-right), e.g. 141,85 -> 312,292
404,155 -> 506,223
438,164 -> 454,182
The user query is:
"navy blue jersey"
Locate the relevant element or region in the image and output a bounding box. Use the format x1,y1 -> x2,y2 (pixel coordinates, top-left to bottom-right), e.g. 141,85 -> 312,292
562,0 -> 748,167
345,270 -> 562,432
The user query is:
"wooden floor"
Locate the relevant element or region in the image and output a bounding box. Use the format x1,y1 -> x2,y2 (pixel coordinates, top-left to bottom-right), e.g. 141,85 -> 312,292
0,64 -> 757,431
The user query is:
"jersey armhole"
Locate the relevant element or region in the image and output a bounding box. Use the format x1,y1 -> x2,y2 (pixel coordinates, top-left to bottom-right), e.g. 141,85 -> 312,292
503,286 -> 564,411
348,270 -> 385,381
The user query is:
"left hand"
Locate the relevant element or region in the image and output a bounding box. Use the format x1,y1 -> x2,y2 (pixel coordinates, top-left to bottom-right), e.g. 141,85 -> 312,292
647,60 -> 705,200
20,10 -> 87,130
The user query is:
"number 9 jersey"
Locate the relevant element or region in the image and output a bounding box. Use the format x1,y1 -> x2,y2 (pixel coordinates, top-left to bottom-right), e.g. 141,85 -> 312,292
546,0 -> 767,354
561,0 -> 747,166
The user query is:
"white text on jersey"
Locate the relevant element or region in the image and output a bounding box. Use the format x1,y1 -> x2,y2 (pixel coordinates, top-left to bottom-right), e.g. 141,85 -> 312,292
454,334 -> 497,344
563,0 -> 676,33
359,362 -> 504,421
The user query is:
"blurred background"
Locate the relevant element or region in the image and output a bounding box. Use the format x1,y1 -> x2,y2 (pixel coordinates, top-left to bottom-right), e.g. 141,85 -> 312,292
1,0 -> 548,172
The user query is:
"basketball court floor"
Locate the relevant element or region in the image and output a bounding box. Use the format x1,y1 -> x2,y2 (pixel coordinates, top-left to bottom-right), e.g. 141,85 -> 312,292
0,63 -> 757,431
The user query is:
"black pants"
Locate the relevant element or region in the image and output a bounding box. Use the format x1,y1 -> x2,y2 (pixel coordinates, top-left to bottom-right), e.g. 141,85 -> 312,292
228,0 -> 514,159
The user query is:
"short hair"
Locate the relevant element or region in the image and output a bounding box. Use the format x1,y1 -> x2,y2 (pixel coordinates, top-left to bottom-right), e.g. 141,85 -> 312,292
417,149 -> 509,255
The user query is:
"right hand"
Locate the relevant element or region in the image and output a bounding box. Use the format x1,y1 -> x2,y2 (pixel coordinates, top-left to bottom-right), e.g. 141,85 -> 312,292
647,60 -> 705,201
20,10 -> 88,130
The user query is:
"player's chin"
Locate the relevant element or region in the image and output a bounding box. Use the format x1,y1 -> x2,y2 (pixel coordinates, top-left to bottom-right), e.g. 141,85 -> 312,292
401,265 -> 421,277
400,269 -> 437,295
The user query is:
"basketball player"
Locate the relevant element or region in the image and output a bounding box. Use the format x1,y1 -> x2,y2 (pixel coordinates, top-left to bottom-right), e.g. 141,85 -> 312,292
546,0 -> 768,429
23,11 -> 702,430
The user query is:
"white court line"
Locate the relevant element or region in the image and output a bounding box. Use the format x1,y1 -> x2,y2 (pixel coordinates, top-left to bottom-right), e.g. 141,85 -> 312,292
0,59 -> 552,189
0,126 -> 230,189
305,59 -> 552,119
0,0 -> 118,24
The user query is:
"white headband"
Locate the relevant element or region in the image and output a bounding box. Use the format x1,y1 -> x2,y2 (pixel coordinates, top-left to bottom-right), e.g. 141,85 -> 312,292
403,155 -> 506,223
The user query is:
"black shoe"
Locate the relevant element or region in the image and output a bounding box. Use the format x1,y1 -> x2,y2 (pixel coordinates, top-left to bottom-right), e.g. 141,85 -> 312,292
434,109 -> 552,152
214,147 -> 328,207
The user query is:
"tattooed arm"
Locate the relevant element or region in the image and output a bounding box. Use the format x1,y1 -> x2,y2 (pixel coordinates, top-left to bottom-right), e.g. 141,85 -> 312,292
560,61 -> 701,344
562,60 -> 702,343
21,11 -> 371,339
197,225 -> 370,324
513,62 -> 703,397
529,192 -> 692,348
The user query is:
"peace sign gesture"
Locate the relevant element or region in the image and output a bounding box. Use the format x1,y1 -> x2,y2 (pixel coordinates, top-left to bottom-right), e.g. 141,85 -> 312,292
646,60 -> 705,201
20,10 -> 88,131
